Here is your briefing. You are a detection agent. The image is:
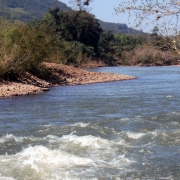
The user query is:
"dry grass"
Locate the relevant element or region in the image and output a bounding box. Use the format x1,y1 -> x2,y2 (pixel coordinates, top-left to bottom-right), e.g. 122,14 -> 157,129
121,45 -> 179,66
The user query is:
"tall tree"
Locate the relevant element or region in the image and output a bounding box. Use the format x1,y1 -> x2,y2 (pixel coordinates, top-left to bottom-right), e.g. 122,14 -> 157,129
48,8 -> 102,53
69,0 -> 93,11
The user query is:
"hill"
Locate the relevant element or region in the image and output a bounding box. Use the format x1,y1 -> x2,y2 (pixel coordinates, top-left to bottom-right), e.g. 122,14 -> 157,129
99,20 -> 143,35
0,0 -> 142,35
0,0 -> 72,22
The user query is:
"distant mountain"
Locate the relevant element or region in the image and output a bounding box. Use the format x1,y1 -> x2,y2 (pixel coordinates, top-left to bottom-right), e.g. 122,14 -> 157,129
0,0 -> 72,22
99,20 -> 144,35
0,0 -> 143,35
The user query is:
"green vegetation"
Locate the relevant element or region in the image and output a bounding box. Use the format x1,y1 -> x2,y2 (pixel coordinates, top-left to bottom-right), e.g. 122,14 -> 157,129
118,32 -> 179,66
0,18 -> 52,76
99,20 -> 143,35
0,0 -> 142,35
0,1 -> 179,80
0,0 -> 72,22
0,9 -> 103,77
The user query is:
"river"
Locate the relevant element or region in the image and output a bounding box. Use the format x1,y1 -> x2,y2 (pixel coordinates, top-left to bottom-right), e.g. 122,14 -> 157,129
0,66 -> 180,179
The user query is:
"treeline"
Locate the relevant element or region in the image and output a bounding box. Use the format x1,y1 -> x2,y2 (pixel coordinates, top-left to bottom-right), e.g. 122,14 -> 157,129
121,29 -> 179,66
0,0 -> 72,22
99,20 -> 143,35
0,8 -> 144,77
0,8 -> 179,78
0,0 -> 144,35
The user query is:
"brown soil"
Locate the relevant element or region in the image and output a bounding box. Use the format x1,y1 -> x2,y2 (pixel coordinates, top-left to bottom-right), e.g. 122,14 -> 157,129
0,62 -> 135,99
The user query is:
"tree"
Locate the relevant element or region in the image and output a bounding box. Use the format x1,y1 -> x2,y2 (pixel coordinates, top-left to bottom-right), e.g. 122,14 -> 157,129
48,7 -> 61,29
114,34 -> 143,55
115,0 -> 180,55
116,0 -> 180,33
69,0 -> 93,11
152,26 -> 159,35
48,8 -> 102,53
0,19 -> 53,76
98,31 -> 115,65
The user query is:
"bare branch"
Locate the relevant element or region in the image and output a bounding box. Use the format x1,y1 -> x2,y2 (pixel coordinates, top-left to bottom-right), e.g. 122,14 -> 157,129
115,0 -> 180,35
69,0 -> 93,11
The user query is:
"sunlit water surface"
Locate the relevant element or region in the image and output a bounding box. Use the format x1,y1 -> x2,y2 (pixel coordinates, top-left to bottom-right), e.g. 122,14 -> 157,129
0,66 -> 180,180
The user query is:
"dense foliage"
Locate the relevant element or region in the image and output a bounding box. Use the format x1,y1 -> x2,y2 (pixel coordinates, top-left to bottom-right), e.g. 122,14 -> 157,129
0,8 -> 142,77
99,20 -> 143,35
0,5 -> 179,78
0,0 -> 72,22
0,0 -> 143,35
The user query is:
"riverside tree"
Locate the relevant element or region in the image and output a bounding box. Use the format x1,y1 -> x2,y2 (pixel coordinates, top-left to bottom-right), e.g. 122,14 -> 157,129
49,8 -> 102,53
115,0 -> 180,55
69,0 -> 93,11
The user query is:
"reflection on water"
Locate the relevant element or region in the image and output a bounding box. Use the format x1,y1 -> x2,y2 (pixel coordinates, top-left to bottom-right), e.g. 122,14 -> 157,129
0,66 -> 180,179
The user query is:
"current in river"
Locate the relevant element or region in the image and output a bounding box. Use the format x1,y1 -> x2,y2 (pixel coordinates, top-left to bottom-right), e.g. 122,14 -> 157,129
0,66 -> 180,179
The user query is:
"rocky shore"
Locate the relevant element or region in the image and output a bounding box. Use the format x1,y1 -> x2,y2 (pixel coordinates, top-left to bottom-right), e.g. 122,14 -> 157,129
0,62 -> 135,98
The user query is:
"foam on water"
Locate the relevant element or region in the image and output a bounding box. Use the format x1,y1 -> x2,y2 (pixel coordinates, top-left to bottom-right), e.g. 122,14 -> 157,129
0,134 -> 40,144
0,175 -> 15,180
166,95 -> 174,98
22,146 -> 93,168
70,122 -> 90,127
60,134 -> 110,149
170,111 -> 180,116
0,133 -> 121,150
46,134 -> 133,163
126,132 -> 146,139
0,133 -> 134,179
170,121 -> 180,126
0,114 -> 179,179
0,145 -> 93,179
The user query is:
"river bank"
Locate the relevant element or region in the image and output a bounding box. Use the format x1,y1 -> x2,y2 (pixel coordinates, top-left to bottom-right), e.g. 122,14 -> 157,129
0,62 -> 135,98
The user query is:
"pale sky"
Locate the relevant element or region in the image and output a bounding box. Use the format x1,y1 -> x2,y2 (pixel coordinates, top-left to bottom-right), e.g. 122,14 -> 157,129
59,0 -> 151,33
59,1 -> 133,23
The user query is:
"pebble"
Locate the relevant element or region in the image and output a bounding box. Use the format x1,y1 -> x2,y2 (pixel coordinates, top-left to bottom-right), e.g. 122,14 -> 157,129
0,63 -> 135,98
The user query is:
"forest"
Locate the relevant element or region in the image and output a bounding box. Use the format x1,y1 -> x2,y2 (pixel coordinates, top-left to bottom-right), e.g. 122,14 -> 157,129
0,1 -> 179,79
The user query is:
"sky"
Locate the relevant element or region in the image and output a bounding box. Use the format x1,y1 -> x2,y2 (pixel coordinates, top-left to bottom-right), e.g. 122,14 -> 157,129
59,0 -> 122,23
58,0 -> 180,35
59,0 -> 147,31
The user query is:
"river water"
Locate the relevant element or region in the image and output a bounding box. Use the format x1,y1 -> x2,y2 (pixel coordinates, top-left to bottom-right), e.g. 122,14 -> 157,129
0,66 -> 180,180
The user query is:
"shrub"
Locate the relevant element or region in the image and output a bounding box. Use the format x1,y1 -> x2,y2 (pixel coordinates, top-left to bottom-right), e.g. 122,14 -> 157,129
120,45 -> 179,66
0,20 -> 53,76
